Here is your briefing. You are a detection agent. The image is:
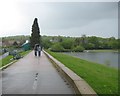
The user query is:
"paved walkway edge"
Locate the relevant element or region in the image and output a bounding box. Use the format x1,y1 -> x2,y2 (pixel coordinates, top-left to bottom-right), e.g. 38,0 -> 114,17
43,50 -> 97,95
0,51 -> 31,71
0,60 -> 17,70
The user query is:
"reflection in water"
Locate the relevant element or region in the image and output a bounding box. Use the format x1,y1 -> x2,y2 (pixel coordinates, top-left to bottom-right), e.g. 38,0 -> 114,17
64,52 -> 118,68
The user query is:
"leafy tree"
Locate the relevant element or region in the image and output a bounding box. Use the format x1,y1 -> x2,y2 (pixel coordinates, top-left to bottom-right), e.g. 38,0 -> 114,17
101,42 -> 109,49
118,39 -> 120,49
61,39 -> 73,49
30,18 -> 41,48
73,45 -> 85,52
89,36 -> 100,49
58,36 -> 63,42
85,43 -> 95,50
74,38 -> 81,47
50,43 -> 64,52
110,40 -> 118,49
41,38 -> 52,49
81,34 -> 87,47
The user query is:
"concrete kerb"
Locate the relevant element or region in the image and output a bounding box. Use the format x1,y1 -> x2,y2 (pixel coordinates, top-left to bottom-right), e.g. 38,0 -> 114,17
43,50 -> 97,95
0,50 -> 31,71
0,60 -> 17,71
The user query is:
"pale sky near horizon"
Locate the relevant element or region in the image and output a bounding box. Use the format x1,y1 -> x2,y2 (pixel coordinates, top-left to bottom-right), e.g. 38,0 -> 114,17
0,0 -> 119,38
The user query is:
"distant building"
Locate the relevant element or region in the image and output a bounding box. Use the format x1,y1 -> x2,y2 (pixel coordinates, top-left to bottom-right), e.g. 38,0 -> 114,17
2,40 -> 10,47
22,40 -> 30,51
2,40 -> 21,47
50,37 -> 59,43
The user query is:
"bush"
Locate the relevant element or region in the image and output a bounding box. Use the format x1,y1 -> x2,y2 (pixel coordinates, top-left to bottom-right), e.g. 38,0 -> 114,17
50,43 -> 64,52
61,39 -> 73,49
73,45 -> 85,52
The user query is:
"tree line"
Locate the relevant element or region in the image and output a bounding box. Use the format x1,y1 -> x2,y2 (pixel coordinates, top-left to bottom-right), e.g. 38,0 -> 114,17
1,18 -> 119,52
41,35 -> 120,52
29,18 -> 119,52
1,35 -> 119,52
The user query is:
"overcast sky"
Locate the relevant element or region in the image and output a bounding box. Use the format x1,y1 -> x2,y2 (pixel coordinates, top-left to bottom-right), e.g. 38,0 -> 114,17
0,0 -> 119,38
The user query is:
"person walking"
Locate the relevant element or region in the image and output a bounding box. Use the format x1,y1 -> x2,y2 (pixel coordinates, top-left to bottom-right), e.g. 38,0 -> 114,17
34,44 -> 38,56
38,45 -> 41,57
34,44 -> 41,57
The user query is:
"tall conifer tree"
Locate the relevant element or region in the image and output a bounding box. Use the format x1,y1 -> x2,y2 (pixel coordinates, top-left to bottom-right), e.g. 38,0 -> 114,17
30,18 -> 41,48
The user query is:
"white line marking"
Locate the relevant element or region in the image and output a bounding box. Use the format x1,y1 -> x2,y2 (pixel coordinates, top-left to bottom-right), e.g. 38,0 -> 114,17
33,80 -> 37,90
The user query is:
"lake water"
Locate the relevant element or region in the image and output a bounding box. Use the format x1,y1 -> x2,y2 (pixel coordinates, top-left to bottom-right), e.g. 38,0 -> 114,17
64,52 -> 119,68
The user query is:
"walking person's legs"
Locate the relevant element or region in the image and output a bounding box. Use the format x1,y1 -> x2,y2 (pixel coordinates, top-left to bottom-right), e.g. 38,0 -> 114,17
35,51 -> 37,56
38,51 -> 41,57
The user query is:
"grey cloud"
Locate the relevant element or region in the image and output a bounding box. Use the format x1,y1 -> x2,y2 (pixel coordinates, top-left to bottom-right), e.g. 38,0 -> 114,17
17,2 -> 117,38
40,2 -> 117,30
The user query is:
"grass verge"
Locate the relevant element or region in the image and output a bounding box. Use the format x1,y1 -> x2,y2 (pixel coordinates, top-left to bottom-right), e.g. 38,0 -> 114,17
46,50 -> 119,95
0,50 -> 31,68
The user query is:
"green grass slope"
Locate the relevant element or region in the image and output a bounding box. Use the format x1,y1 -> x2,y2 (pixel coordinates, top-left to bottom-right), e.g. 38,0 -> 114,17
47,50 -> 119,95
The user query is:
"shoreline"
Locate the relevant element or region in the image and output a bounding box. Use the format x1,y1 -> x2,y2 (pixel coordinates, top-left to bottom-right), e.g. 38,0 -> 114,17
84,49 -> 118,53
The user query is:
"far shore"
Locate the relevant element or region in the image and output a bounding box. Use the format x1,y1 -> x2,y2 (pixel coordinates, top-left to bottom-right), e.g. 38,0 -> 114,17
84,49 -> 119,53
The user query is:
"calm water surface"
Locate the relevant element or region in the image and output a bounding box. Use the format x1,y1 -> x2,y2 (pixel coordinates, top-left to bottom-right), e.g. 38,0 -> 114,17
64,52 -> 119,68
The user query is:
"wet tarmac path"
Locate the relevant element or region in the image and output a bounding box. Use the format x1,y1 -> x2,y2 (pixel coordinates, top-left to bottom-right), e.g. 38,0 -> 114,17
1,51 -> 75,94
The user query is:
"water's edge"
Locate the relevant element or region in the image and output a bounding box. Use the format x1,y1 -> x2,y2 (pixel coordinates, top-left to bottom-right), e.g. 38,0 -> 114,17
63,52 -> 118,68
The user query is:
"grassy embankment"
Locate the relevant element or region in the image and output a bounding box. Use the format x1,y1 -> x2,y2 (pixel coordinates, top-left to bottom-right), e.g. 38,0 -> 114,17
0,50 -> 31,68
46,50 -> 119,95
